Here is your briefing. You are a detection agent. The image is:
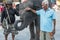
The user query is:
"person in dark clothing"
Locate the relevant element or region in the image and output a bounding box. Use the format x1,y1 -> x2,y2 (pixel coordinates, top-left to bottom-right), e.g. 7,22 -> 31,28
1,1 -> 19,40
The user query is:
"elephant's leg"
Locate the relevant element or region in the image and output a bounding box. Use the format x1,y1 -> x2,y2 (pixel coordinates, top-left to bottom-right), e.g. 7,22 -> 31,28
29,22 -> 35,40
35,16 -> 40,40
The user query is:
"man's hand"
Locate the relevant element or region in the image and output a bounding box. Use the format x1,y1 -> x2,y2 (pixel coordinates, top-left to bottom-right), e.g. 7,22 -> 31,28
53,29 -> 55,35
25,7 -> 31,11
25,7 -> 36,13
51,29 -> 55,36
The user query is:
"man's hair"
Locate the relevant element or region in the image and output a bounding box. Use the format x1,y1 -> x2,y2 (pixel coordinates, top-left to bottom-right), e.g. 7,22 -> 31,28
42,0 -> 49,5
6,1 -> 12,5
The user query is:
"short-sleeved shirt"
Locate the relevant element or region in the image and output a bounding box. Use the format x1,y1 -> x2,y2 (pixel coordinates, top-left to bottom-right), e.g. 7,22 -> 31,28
36,8 -> 56,32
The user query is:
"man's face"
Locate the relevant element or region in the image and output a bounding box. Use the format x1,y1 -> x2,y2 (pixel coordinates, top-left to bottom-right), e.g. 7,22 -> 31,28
6,4 -> 12,8
42,3 -> 48,10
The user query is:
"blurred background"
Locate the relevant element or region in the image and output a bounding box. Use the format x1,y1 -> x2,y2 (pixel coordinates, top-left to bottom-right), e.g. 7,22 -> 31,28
0,0 -> 60,40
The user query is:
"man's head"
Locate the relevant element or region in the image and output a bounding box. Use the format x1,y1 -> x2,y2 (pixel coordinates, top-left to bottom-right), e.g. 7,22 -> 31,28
6,1 -> 12,8
21,0 -> 28,3
42,0 -> 49,10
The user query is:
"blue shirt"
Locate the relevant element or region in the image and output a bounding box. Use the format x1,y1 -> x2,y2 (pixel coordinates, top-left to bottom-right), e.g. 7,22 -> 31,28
36,8 -> 56,32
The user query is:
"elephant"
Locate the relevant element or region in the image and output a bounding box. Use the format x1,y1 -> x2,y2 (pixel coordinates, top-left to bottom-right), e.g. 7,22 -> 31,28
14,0 -> 43,31
14,0 -> 37,31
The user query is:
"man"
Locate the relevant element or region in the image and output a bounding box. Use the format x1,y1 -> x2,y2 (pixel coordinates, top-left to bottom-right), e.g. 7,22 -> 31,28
1,1 -> 19,40
25,0 -> 56,40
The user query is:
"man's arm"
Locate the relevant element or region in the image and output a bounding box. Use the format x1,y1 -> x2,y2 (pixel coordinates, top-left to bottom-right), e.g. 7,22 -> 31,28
53,19 -> 56,32
25,7 -> 36,13
51,10 -> 56,36
14,9 -> 19,16
25,7 -> 41,16
1,11 -> 5,23
52,19 -> 56,35
30,8 -> 36,13
0,10 -> 5,26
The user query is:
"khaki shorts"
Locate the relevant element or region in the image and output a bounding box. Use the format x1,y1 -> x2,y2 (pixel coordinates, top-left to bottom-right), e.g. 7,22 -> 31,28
40,31 -> 51,40
2,19 -> 18,35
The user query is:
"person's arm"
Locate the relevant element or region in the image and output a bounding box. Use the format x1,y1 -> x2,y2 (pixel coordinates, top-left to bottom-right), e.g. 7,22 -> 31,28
25,7 -> 40,15
30,8 -> 36,13
52,10 -> 56,35
30,8 -> 40,15
0,10 -> 5,26
25,7 -> 36,13
1,10 -> 5,23
52,19 -> 56,35
14,9 -> 19,16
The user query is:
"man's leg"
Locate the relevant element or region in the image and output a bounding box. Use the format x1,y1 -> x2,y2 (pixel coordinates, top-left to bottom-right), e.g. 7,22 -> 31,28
40,31 -> 44,40
29,22 -> 35,40
46,32 -> 51,40
11,24 -> 16,40
5,34 -> 8,40
12,33 -> 15,40
40,31 -> 51,40
4,28 -> 9,40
